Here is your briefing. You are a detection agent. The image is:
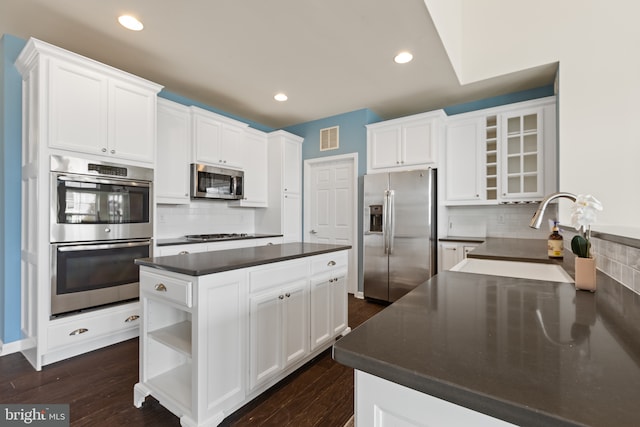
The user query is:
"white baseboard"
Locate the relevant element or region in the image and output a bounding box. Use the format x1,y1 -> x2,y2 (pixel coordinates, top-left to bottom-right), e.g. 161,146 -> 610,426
0,338 -> 30,357
354,291 -> 364,299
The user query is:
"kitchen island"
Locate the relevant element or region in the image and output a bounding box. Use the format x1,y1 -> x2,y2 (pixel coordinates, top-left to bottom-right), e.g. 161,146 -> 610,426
134,243 -> 351,427
333,239 -> 640,426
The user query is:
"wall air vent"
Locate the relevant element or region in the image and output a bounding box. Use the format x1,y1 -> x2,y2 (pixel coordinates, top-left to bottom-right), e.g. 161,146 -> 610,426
320,126 -> 339,151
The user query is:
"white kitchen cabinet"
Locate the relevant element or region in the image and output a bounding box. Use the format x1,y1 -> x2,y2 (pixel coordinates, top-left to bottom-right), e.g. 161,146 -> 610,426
355,371 -> 516,427
366,110 -> 445,173
444,116 -> 484,203
443,97 -> 556,206
33,40 -> 161,164
230,127 -> 269,207
135,268 -> 246,427
439,241 -> 480,271
154,237 -> 283,257
191,106 -> 248,169
156,98 -> 191,204
255,131 -> 303,242
248,278 -> 309,391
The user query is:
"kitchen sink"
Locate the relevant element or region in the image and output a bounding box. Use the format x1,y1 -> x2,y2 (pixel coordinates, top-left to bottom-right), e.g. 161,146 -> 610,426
450,258 -> 574,283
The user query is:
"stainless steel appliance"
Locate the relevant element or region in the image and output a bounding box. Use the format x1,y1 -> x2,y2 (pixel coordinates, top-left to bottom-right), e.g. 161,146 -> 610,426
50,155 -> 153,242
191,163 -> 244,200
49,155 -> 153,317
50,239 -> 150,316
363,169 -> 437,302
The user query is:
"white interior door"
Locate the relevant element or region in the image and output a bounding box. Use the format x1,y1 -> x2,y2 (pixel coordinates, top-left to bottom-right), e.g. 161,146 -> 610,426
304,154 -> 357,294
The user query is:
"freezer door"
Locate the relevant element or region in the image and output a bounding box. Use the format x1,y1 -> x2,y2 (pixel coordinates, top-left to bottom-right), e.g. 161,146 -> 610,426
363,173 -> 389,301
388,170 -> 435,302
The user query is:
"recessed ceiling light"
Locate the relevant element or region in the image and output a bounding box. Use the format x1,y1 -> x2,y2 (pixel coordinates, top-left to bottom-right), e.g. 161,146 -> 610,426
118,15 -> 144,31
274,93 -> 288,102
394,51 -> 413,64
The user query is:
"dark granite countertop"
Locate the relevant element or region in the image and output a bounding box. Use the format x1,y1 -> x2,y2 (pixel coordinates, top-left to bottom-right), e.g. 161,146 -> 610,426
156,233 -> 283,247
334,238 -> 640,426
136,242 -> 351,276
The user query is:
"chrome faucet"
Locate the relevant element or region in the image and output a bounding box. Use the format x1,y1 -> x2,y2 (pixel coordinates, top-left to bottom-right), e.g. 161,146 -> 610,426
529,192 -> 578,229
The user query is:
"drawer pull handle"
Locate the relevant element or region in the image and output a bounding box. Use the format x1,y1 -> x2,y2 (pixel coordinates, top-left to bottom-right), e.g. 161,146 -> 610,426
125,315 -> 140,323
327,260 -> 336,266
278,295 -> 285,300
155,283 -> 167,292
69,328 -> 88,336
179,251 -> 190,255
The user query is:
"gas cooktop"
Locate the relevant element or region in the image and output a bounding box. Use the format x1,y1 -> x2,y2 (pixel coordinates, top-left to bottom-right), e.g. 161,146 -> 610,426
184,233 -> 252,242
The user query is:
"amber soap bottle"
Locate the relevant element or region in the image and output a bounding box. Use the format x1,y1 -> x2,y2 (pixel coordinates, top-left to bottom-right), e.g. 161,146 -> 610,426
548,221 -> 563,258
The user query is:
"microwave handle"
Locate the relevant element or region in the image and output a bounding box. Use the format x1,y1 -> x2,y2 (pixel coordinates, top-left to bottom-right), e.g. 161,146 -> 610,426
232,176 -> 239,196
56,240 -> 151,252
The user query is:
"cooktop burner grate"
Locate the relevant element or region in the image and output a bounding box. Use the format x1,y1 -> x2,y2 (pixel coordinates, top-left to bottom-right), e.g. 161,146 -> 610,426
185,233 -> 250,242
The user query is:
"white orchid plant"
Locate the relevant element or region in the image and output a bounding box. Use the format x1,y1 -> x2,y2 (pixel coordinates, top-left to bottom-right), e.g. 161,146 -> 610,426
570,194 -> 603,258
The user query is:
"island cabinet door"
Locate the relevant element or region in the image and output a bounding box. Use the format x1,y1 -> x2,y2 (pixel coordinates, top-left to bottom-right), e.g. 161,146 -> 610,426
249,288 -> 283,391
193,270 -> 247,421
310,268 -> 347,351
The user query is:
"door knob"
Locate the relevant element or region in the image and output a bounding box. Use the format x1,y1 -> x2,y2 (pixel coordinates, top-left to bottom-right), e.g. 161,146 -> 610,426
310,229 -> 317,234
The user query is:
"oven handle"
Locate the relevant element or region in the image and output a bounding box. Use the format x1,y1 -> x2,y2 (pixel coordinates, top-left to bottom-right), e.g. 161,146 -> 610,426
55,173 -> 151,188
56,240 -> 151,252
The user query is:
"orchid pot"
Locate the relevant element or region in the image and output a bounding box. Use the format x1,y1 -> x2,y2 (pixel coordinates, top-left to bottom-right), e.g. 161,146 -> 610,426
570,195 -> 603,292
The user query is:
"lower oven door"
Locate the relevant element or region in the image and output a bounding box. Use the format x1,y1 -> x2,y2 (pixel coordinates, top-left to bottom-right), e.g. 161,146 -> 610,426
51,239 -> 151,317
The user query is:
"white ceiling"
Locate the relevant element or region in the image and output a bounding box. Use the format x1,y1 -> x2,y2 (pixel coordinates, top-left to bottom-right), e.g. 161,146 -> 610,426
1,0 -> 557,129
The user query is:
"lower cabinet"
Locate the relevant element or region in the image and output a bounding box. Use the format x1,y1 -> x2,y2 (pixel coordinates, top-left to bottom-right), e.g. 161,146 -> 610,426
135,249 -> 349,427
440,241 -> 480,271
355,370 -> 516,427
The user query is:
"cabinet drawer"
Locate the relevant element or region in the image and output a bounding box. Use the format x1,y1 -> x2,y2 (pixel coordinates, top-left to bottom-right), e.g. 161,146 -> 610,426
249,259 -> 308,293
48,303 -> 140,350
311,251 -> 348,276
141,271 -> 193,307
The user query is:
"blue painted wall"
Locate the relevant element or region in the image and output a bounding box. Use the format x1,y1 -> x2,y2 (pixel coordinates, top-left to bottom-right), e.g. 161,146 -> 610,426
0,34 -> 26,344
0,31 -> 554,343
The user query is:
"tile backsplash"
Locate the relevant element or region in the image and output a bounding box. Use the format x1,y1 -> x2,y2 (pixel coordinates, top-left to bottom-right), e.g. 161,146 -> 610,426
156,202 -> 255,239
562,228 -> 640,296
445,204 -> 558,239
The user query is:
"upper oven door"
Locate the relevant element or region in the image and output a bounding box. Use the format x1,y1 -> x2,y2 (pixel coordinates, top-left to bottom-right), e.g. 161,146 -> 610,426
51,172 -> 153,242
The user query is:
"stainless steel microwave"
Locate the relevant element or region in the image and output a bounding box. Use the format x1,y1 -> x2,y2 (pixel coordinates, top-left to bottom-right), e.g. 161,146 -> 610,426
190,163 -> 244,200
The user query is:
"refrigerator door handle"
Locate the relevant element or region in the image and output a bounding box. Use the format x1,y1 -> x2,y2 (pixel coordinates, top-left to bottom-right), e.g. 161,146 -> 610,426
388,190 -> 395,254
382,190 -> 389,254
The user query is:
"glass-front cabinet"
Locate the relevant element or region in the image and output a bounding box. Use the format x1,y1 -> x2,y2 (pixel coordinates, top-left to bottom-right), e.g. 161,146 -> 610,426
500,107 -> 544,201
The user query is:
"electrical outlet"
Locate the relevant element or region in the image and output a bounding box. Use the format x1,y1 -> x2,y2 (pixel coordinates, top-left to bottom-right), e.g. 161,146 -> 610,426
497,214 -> 505,225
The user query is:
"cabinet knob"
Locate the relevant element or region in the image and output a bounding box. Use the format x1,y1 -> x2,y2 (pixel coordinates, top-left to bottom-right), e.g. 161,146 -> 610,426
110,149 -> 116,154
284,188 -> 288,192
396,161 -> 400,164
178,251 -> 190,255
69,328 -> 88,336
102,148 -> 107,153
125,315 -> 140,323
278,295 -> 285,300
285,293 -> 291,298
327,260 -> 336,266
154,283 -> 167,292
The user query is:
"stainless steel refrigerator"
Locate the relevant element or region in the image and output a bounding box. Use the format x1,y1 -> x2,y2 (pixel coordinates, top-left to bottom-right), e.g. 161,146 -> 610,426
363,169 -> 437,302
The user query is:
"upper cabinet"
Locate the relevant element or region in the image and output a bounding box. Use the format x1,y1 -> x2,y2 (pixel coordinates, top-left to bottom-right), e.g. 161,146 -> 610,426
230,127 -> 269,207
366,110 -> 445,173
156,99 -> 191,204
191,106 -> 248,169
16,38 -> 162,165
442,97 -> 557,205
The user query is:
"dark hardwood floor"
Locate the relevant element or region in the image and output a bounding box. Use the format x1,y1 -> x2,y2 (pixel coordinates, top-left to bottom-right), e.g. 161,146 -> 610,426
0,295 -> 385,426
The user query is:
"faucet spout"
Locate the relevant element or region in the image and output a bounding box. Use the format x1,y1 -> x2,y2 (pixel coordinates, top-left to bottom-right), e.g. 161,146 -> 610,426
529,192 -> 578,229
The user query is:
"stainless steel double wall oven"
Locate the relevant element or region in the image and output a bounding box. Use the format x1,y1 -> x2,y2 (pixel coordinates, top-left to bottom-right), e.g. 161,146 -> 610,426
50,155 -> 153,317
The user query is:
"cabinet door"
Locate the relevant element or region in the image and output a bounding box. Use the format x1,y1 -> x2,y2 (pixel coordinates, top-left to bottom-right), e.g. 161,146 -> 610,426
445,118 -> 483,203
369,126 -> 401,169
282,139 -> 301,194
193,114 -> 223,165
282,192 -> 302,242
402,120 -> 435,166
156,99 -> 191,203
240,130 -> 268,206
500,108 -> 544,200
282,280 -> 309,367
330,272 -> 348,336
109,79 -> 156,162
220,124 -> 245,168
49,59 -> 108,154
310,276 -> 332,351
249,289 -> 283,390
440,243 -> 461,271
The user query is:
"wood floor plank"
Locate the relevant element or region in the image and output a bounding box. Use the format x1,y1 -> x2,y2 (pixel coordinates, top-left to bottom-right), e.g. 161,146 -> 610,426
0,295 -> 385,427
